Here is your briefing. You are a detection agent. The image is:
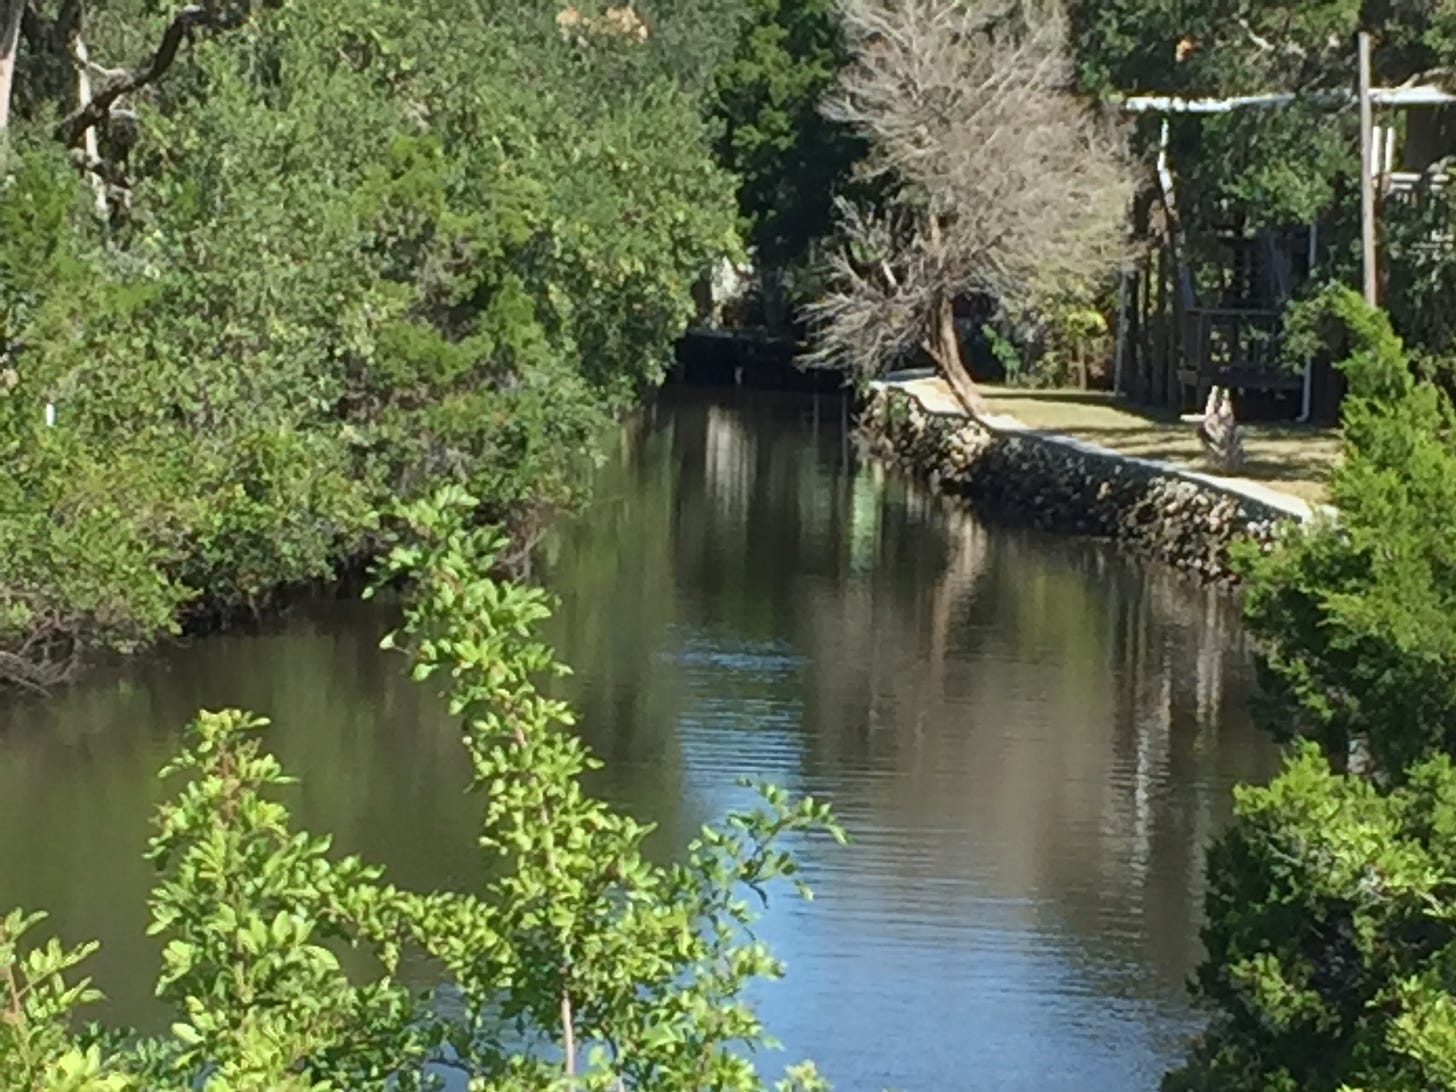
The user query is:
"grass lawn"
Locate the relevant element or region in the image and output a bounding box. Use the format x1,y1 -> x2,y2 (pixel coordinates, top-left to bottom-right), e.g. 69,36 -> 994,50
899,377 -> 1340,504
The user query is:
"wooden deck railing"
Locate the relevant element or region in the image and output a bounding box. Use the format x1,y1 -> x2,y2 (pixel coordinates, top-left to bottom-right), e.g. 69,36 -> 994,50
1177,307 -> 1298,404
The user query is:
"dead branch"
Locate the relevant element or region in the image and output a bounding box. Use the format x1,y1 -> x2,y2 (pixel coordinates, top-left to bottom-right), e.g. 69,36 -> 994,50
52,1 -> 260,148
804,199 -> 938,376
0,649 -> 63,694
1234,17 -> 1308,62
1393,65 -> 1456,91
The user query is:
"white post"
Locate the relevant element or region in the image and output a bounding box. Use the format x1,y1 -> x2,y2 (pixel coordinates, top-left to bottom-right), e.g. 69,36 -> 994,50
1156,118 -> 1178,220
72,36 -> 111,217
1112,268 -> 1130,396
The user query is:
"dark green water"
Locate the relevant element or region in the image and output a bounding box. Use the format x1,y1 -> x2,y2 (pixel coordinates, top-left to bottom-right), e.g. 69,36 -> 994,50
0,387 -> 1279,1091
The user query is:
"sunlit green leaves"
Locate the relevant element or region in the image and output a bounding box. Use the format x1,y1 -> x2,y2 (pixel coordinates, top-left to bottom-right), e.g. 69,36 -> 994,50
376,487 -> 844,1089
134,707 -> 435,1090
1238,288 -> 1456,774
2,488 -> 842,1090
1169,745 -> 1456,1092
0,909 -> 121,1091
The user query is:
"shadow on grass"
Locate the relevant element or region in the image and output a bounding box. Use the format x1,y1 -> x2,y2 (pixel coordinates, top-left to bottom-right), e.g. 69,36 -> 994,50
1044,423 -> 1339,489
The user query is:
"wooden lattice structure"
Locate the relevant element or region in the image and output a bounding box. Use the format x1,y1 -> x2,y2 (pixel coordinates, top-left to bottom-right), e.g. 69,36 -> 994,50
1115,84 -> 1456,423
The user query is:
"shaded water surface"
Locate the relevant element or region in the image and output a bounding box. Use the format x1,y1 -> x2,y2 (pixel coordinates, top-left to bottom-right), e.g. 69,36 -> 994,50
0,388 -> 1278,1091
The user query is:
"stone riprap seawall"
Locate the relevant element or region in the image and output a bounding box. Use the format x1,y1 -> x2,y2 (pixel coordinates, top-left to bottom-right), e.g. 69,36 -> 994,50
861,377 -> 1320,582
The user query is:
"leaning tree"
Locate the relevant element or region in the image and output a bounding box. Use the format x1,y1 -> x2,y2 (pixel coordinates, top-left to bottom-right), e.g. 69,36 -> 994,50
809,0 -> 1134,410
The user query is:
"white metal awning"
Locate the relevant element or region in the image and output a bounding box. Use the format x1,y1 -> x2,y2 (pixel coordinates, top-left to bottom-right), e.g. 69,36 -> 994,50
1120,86 -> 1456,114
1372,85 -> 1456,107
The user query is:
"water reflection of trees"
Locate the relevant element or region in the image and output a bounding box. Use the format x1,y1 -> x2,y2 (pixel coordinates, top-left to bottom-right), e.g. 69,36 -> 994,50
541,388 -> 1279,1001
791,479 -> 1275,993
0,386 -> 1282,1037
0,602 -> 482,1023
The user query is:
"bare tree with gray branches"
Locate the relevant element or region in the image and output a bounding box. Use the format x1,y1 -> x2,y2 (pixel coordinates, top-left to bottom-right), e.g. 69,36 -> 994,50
808,0 -> 1135,411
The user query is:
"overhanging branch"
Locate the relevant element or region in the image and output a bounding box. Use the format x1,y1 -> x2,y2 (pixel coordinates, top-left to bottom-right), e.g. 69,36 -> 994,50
52,1 -> 257,148
1235,17 -> 1308,61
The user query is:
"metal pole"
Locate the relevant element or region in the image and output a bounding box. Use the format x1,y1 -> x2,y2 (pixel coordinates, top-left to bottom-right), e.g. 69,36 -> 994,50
1359,31 -> 1378,306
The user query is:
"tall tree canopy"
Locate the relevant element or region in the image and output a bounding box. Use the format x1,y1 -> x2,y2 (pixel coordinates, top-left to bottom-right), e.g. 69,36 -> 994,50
712,0 -> 862,299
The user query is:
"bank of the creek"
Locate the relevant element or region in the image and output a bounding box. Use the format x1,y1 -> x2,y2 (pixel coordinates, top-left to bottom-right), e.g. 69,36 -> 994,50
0,387 -> 1279,1091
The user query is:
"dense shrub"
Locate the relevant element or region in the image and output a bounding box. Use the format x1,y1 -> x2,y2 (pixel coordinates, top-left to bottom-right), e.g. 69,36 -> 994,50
1237,286 -> 1456,775
1167,744 -> 1456,1092
1175,288 -> 1456,1091
0,0 -> 741,685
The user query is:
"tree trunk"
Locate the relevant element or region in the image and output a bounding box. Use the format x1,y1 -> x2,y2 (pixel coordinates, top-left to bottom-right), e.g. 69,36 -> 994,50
1196,386 -> 1244,470
762,263 -> 788,332
71,32 -> 109,216
924,291 -> 986,414
0,0 -> 23,138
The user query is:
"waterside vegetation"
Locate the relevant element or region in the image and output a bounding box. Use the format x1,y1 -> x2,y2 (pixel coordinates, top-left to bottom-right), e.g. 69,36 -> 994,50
0,0 -> 749,689
13,0 -> 1456,1089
